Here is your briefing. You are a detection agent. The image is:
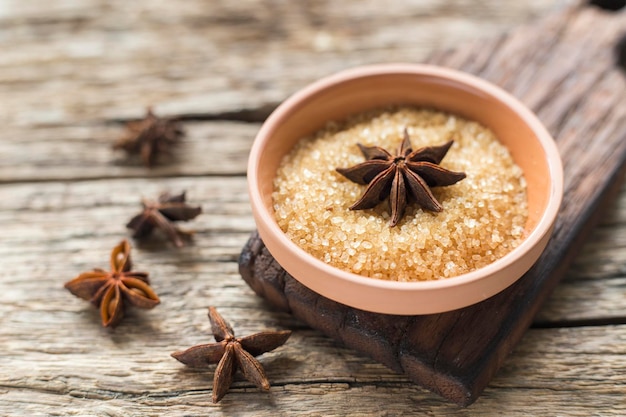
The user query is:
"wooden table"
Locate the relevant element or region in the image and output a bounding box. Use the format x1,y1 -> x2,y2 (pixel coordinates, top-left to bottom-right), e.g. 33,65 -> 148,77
1,1 -> 625,415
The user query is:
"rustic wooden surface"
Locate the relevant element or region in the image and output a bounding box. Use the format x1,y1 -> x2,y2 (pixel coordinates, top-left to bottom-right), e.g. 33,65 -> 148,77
1,0 -> 625,416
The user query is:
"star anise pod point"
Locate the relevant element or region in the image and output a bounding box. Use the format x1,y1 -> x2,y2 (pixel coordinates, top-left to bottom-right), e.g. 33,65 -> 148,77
171,307 -> 291,403
336,128 -> 466,227
64,239 -> 160,328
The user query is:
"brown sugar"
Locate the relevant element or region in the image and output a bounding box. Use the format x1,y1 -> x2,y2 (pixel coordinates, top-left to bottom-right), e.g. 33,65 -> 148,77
272,107 -> 528,281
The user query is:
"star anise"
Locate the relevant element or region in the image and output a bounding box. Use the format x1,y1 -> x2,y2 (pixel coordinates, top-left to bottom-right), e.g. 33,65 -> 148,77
336,129 -> 466,227
64,239 -> 160,328
171,307 -> 291,403
113,107 -> 184,167
127,191 -> 202,248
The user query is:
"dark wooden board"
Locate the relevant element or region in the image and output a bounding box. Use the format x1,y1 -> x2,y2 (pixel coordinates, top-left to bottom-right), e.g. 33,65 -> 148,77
239,5 -> 626,406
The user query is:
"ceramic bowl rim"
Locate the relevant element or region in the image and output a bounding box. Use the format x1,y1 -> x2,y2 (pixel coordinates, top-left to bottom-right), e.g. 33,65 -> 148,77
248,63 -> 563,296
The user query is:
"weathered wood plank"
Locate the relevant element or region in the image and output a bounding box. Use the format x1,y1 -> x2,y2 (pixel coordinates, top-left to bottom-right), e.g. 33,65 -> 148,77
0,0 -> 568,126
536,185 -> 626,324
1,325 -> 624,416
0,122 -> 257,183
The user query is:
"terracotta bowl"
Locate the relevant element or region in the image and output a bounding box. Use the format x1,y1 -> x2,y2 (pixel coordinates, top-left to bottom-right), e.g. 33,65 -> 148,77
247,63 -> 563,315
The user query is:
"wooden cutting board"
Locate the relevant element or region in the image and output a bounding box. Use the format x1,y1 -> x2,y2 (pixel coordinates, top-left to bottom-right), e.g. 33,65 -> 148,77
239,4 -> 626,406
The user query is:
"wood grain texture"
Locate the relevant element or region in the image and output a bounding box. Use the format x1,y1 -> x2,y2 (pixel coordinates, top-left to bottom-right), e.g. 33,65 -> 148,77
1,0 -> 625,415
0,122 -> 257,182
2,324 -> 625,416
0,0 -> 571,125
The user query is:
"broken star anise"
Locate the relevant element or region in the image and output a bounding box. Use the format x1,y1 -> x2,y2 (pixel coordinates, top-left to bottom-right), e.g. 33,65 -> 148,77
336,128 -> 466,227
171,307 -> 291,403
113,107 -> 184,167
64,239 -> 160,328
127,191 -> 202,248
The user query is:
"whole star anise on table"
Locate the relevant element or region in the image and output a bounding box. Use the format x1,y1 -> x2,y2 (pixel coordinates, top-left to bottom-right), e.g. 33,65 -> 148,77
64,239 -> 160,328
127,191 -> 202,248
171,307 -> 291,403
336,128 -> 466,227
113,107 -> 184,167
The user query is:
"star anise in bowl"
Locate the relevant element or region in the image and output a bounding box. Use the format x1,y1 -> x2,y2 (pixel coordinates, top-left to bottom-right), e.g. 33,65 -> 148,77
336,128 -> 466,226
64,239 -> 160,327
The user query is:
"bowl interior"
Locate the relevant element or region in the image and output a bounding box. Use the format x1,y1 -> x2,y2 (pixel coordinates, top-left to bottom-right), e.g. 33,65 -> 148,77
249,65 -> 562,314
256,69 -> 552,236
